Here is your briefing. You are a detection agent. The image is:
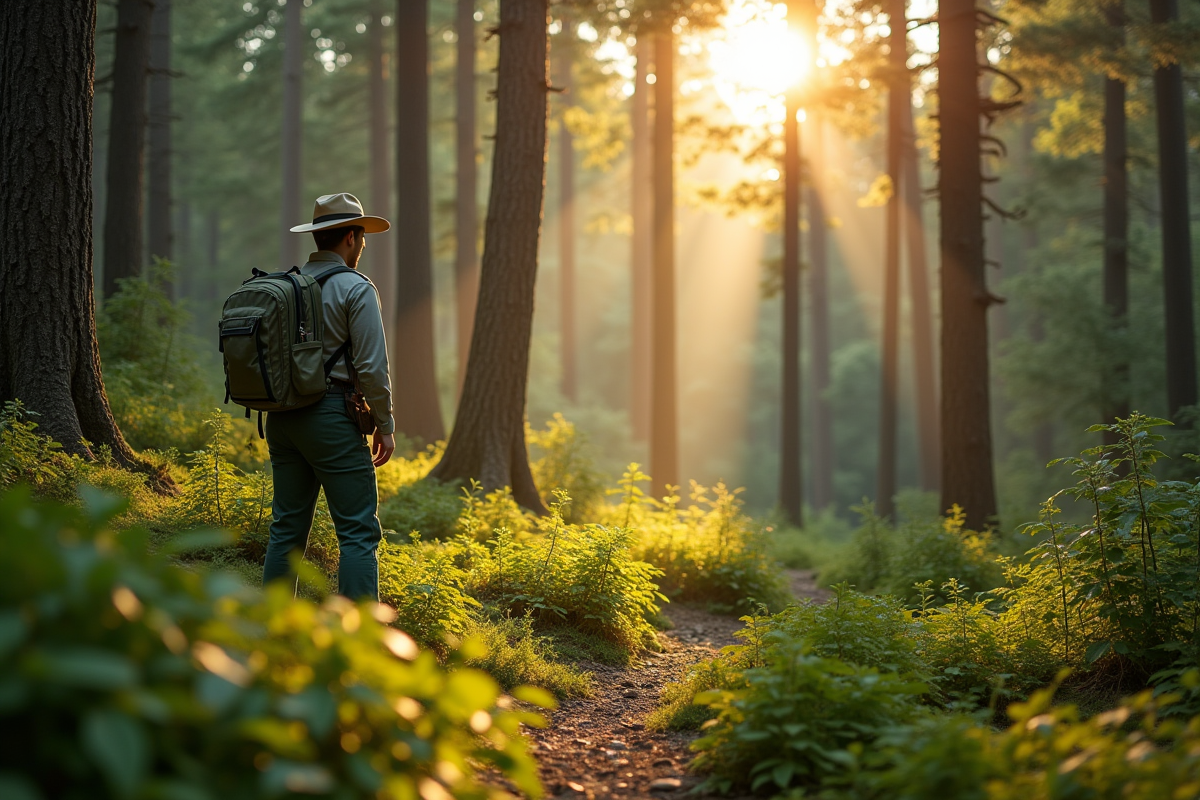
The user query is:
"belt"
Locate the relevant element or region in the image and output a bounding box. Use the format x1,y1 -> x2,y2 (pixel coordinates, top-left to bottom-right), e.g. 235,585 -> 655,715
327,378 -> 355,394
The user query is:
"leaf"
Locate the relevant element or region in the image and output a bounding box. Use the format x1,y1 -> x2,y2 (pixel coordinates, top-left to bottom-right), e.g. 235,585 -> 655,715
34,648 -> 138,689
82,710 -> 149,799
1085,641 -> 1112,664
512,685 -> 557,710
161,529 -> 234,554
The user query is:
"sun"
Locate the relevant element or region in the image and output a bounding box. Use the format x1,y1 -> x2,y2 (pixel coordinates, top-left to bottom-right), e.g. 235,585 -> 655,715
704,1 -> 811,125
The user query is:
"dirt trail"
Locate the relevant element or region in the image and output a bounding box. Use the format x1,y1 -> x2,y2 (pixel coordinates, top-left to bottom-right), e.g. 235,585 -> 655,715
526,571 -> 830,798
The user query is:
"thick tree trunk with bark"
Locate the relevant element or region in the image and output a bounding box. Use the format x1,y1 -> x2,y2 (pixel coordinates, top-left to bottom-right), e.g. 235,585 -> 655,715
0,1 -> 141,470
651,31 -> 679,498
1149,0 -> 1196,419
877,0 -> 905,520
367,0 -> 395,340
394,0 -> 446,445
556,23 -> 578,403
279,0 -> 302,272
630,41 -> 652,442
809,114 -> 834,511
903,97 -> 939,492
780,88 -> 802,526
102,0 -> 154,298
938,0 -> 998,528
1102,0 -> 1129,443
146,0 -> 172,271
429,0 -> 548,512
455,0 -> 479,396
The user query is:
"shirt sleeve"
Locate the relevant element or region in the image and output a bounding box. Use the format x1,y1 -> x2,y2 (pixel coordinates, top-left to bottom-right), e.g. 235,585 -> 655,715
345,280 -> 395,435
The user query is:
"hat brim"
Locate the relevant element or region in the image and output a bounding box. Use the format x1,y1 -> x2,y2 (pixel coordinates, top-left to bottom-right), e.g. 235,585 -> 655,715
289,215 -> 390,234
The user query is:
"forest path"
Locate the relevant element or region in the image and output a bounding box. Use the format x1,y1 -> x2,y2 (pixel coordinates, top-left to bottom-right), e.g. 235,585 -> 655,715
526,571 -> 828,799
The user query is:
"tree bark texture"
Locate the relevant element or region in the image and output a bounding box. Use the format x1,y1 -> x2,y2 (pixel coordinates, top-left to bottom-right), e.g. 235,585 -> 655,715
630,40 -> 652,442
429,0 -> 548,513
455,0 -> 479,396
938,0 -> 998,528
1102,0 -> 1129,442
146,0 -> 172,270
1149,0 -> 1197,419
780,91 -> 803,527
367,0 -> 396,344
0,0 -> 141,470
556,24 -> 578,403
903,96 -> 940,492
102,0 -> 154,298
808,114 -> 834,511
877,0 -> 905,521
394,0 -> 446,445
651,32 -> 679,498
279,0 -> 302,272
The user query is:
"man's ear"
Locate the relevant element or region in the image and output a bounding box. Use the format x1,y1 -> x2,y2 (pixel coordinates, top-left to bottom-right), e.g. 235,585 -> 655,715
345,229 -> 358,248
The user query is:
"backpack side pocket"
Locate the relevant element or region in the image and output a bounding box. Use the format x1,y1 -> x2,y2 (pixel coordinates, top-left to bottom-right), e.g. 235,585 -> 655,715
291,341 -> 326,396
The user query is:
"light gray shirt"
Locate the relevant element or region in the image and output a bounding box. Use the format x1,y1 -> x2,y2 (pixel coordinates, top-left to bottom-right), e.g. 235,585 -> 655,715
301,250 -> 395,435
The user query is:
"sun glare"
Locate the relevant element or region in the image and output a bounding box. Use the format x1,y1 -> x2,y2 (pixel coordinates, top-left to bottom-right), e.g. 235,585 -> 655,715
706,1 -> 810,125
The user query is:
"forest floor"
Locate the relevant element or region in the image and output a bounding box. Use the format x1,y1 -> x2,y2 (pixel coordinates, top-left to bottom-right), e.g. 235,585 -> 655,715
523,571 -> 831,799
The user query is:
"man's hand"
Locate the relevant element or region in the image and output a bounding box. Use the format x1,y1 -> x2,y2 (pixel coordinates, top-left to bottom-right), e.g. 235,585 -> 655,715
371,431 -> 395,467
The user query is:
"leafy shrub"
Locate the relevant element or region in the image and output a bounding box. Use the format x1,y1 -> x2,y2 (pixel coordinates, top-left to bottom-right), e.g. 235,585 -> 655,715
463,614 -> 592,698
379,533 -> 482,649
0,400 -> 81,500
691,633 -> 926,795
610,466 -> 790,613
861,677 -> 1200,800
378,479 -> 462,540
0,484 -> 545,800
528,413 -> 606,521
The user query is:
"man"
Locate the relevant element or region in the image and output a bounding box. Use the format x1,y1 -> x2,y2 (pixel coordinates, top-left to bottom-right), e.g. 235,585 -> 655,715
261,193 -> 396,601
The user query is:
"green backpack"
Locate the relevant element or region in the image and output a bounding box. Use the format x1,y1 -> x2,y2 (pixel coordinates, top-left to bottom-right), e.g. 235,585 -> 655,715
219,266 -> 363,433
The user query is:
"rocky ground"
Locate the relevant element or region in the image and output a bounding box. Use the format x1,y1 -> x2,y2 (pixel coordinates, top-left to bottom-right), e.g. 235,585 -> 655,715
525,571 -> 830,799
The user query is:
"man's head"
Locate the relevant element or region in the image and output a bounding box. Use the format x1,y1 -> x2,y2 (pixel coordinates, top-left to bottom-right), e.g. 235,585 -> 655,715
313,225 -> 366,268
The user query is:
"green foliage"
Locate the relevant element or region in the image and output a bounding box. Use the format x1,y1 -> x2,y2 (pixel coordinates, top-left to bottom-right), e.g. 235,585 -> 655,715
613,466 -> 791,613
0,400 -> 76,499
528,413 -> 606,522
378,479 -> 463,541
379,533 -> 482,650
691,633 -> 926,795
463,614 -> 592,698
0,484 -> 545,800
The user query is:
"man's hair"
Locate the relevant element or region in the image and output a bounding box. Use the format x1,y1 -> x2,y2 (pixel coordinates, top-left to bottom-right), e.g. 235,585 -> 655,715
313,225 -> 364,251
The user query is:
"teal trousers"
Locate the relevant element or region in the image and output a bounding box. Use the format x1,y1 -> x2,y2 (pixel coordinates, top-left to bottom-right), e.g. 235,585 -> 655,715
261,391 -> 381,600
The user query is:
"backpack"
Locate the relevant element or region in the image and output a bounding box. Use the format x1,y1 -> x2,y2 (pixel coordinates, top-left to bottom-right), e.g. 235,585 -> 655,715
218,265 -> 366,434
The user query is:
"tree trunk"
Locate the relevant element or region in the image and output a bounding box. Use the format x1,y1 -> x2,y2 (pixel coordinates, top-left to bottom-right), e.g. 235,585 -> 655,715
808,114 -> 834,511
455,0 -> 479,397
630,40 -> 652,442
1102,0 -> 1129,444
938,0 -> 998,528
102,0 -> 154,298
903,94 -> 939,493
176,199 -> 191,298
0,0 -> 142,472
367,0 -> 395,342
780,88 -> 803,526
877,0 -> 905,520
279,0 -> 302,272
651,31 -> 679,498
206,210 -> 220,304
428,0 -> 548,513
146,0 -> 171,275
394,0 -> 446,445
1149,0 -> 1197,419
556,21 -> 578,403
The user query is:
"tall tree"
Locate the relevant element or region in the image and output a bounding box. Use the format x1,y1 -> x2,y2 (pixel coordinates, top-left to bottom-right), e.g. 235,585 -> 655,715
938,0 -> 999,528
1102,0 -> 1129,439
630,40 -> 652,441
455,0 -> 479,396
808,114 -> 834,511
394,0 -> 446,444
902,98 -> 940,491
279,0 -> 302,272
367,0 -> 395,338
0,0 -> 142,470
779,66 -> 803,525
146,0 -> 172,270
556,19 -> 578,403
1148,0 -> 1196,419
651,30 -> 679,498
102,0 -> 154,298
876,0 -> 905,520
429,0 -> 548,512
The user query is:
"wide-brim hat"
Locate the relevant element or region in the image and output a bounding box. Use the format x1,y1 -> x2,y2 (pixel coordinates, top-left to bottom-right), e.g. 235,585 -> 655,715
289,192 -> 390,234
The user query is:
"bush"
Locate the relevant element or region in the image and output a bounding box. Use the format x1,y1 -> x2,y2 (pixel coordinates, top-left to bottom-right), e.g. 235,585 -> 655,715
463,614 -> 592,698
528,413 -> 607,522
0,484 -> 546,800
691,633 -> 927,795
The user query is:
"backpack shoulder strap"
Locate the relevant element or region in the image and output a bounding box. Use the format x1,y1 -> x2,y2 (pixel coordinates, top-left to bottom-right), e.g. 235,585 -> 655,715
314,265 -> 370,286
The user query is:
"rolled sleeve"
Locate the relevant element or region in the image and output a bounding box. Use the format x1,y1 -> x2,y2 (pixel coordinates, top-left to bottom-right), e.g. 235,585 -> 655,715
345,282 -> 395,435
